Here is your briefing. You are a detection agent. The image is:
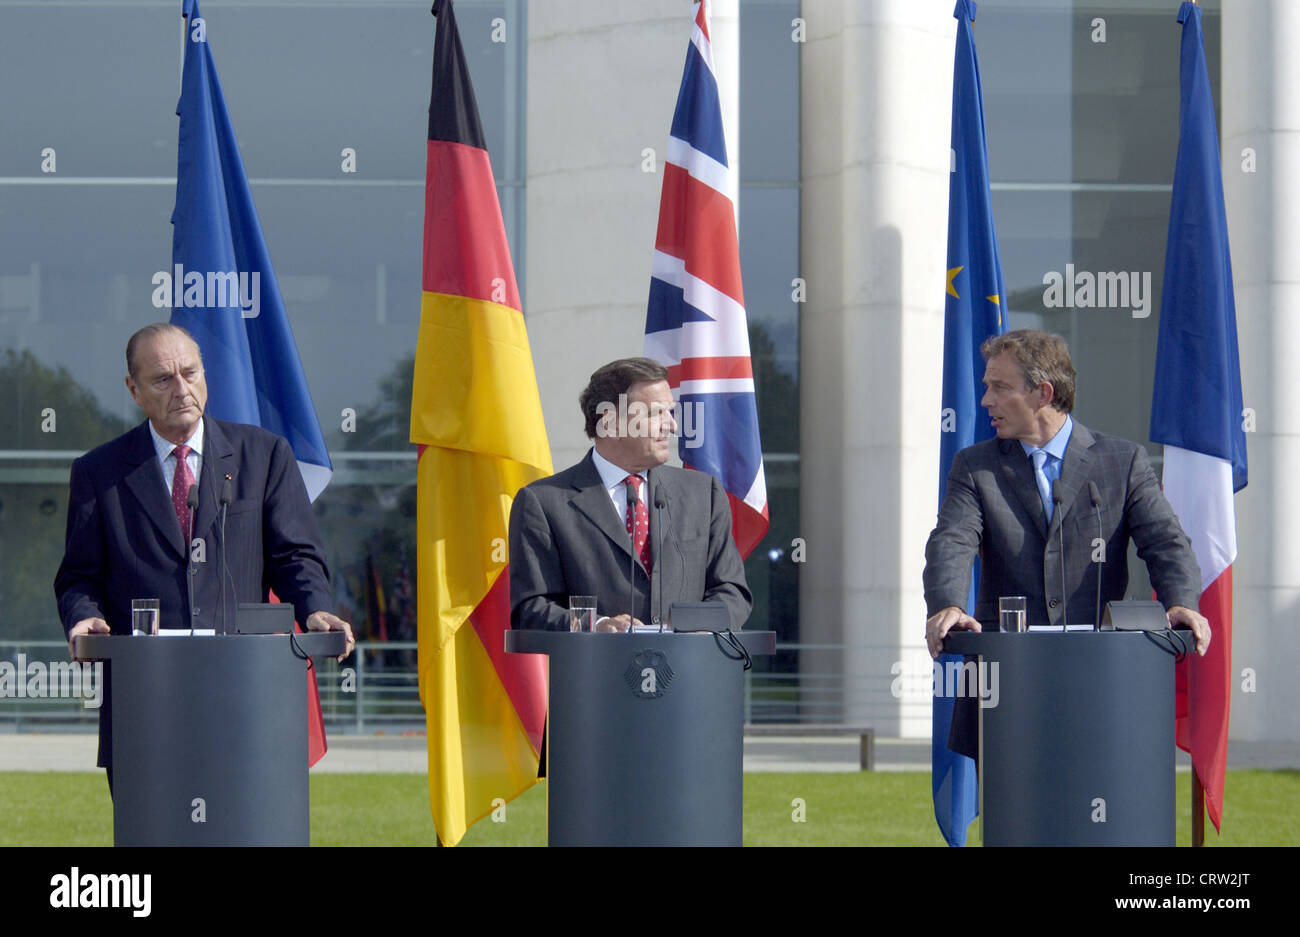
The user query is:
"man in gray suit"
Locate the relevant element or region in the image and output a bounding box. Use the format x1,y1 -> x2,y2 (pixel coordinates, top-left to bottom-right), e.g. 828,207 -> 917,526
923,329 -> 1210,659
509,357 -> 751,632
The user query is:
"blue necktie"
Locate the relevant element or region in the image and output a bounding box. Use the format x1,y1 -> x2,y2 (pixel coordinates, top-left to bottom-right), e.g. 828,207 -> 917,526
1031,449 -> 1055,523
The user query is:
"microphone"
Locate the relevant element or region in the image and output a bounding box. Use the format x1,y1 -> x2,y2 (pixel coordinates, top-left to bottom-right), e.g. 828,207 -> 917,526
1089,481 -> 1104,631
626,477 -> 640,633
654,485 -> 667,633
218,473 -> 234,636
1052,480 -> 1066,632
186,484 -> 199,635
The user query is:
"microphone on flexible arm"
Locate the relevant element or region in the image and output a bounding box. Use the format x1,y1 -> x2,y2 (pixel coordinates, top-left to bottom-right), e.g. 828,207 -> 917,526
1052,480 -> 1067,632
654,479 -> 667,633
218,473 -> 234,636
186,484 -> 199,635
626,476 -> 641,633
1088,481 -> 1104,631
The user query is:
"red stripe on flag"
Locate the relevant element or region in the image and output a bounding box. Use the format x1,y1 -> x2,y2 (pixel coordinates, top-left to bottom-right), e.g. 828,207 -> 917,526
695,0 -> 710,39
467,569 -> 547,753
725,489 -> 768,559
304,655 -> 328,767
422,140 -> 520,310
667,357 -> 754,385
1176,565 -> 1232,831
270,587 -> 329,768
654,163 -> 744,305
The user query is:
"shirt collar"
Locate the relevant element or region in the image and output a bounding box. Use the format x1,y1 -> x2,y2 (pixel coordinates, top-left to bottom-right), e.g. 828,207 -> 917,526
1020,414 -> 1072,462
591,447 -> 646,491
148,418 -> 204,463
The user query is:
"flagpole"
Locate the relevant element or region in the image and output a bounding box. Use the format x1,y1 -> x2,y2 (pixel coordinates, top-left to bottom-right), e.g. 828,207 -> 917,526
1187,0 -> 1204,850
179,9 -> 190,95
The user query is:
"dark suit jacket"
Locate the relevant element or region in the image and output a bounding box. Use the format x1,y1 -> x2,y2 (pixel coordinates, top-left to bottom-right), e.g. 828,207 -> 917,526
923,421 -> 1202,759
53,417 -> 334,767
508,450 -> 752,631
924,421 -> 1202,627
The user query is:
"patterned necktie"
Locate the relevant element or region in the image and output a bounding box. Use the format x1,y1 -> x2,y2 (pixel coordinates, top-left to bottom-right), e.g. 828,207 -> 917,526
171,444 -> 196,545
624,474 -> 651,572
1031,448 -> 1054,523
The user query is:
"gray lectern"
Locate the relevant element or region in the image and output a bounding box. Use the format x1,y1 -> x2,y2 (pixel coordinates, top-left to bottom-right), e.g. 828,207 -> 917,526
944,630 -> 1190,846
505,630 -> 775,846
76,632 -> 344,846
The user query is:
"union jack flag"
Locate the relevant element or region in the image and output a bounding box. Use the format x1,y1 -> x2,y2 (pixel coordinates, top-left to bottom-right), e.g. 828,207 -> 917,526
644,0 -> 769,558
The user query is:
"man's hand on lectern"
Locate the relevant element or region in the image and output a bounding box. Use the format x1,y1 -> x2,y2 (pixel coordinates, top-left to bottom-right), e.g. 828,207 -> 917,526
596,613 -> 644,633
1166,605 -> 1211,656
925,606 -> 981,659
67,617 -> 110,659
306,610 -> 356,661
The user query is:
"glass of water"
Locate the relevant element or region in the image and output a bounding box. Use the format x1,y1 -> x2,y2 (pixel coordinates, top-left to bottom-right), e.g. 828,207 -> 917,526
132,598 -> 160,635
568,596 -> 597,633
999,595 -> 1027,633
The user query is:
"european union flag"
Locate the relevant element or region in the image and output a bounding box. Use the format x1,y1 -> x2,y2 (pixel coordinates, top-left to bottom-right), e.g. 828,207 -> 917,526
933,0 -> 1007,848
169,0 -> 332,501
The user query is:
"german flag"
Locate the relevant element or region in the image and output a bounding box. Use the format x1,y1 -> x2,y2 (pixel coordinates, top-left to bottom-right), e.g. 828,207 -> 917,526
410,0 -> 551,846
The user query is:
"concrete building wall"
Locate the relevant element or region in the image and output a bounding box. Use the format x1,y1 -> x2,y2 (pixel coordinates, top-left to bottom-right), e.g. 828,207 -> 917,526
1222,0 -> 1300,742
525,0 -> 739,471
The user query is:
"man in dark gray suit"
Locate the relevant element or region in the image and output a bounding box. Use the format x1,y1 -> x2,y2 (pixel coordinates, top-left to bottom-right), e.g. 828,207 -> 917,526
923,330 -> 1210,659
509,357 -> 751,632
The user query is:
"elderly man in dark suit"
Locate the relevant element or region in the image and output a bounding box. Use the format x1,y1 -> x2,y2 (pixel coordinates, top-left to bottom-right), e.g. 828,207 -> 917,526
509,357 -> 751,632
923,329 -> 1211,659
54,323 -> 353,784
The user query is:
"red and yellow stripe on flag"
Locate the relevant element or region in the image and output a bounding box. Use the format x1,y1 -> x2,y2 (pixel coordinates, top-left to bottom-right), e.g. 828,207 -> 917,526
411,0 -> 551,847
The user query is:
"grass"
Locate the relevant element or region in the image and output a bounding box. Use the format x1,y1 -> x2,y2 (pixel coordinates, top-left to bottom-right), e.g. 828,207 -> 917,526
2,770 -> 1297,846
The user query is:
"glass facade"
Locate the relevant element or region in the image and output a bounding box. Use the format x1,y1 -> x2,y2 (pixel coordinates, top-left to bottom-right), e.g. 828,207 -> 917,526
1,0 -> 1212,676
0,0 -> 803,655
737,0 -> 801,653
981,0 -> 1221,599
0,0 -> 520,641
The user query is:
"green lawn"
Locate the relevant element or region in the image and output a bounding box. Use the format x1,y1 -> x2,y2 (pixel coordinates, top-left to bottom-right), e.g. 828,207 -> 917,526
3,770 -> 1296,846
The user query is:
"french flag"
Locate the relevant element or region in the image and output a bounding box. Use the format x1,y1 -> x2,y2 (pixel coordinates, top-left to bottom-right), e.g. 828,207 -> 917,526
644,0 -> 769,558
1149,1 -> 1248,833
170,0 -> 333,765
170,0 -> 333,502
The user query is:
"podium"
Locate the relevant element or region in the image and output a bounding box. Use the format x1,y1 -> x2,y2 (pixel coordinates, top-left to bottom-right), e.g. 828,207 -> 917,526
505,629 -> 775,846
76,632 -> 344,846
944,630 -> 1189,846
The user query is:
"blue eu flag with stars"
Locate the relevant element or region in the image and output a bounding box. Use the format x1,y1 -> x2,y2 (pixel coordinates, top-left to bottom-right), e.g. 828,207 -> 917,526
932,0 -> 1007,848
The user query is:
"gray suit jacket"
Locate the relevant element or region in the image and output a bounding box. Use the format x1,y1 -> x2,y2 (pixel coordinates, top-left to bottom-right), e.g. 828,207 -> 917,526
923,421 -> 1202,627
508,450 -> 752,631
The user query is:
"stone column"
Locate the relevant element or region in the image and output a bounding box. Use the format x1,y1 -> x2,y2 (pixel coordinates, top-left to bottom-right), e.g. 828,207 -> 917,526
1221,0 -> 1300,742
799,1 -> 955,733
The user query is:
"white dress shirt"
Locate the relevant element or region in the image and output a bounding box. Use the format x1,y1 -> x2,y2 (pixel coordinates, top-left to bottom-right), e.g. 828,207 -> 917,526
590,448 -> 653,629
591,447 -> 648,526
148,420 -> 204,498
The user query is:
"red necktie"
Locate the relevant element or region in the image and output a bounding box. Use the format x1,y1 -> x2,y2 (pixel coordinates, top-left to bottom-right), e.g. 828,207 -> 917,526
624,474 -> 651,572
171,444 -> 196,545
